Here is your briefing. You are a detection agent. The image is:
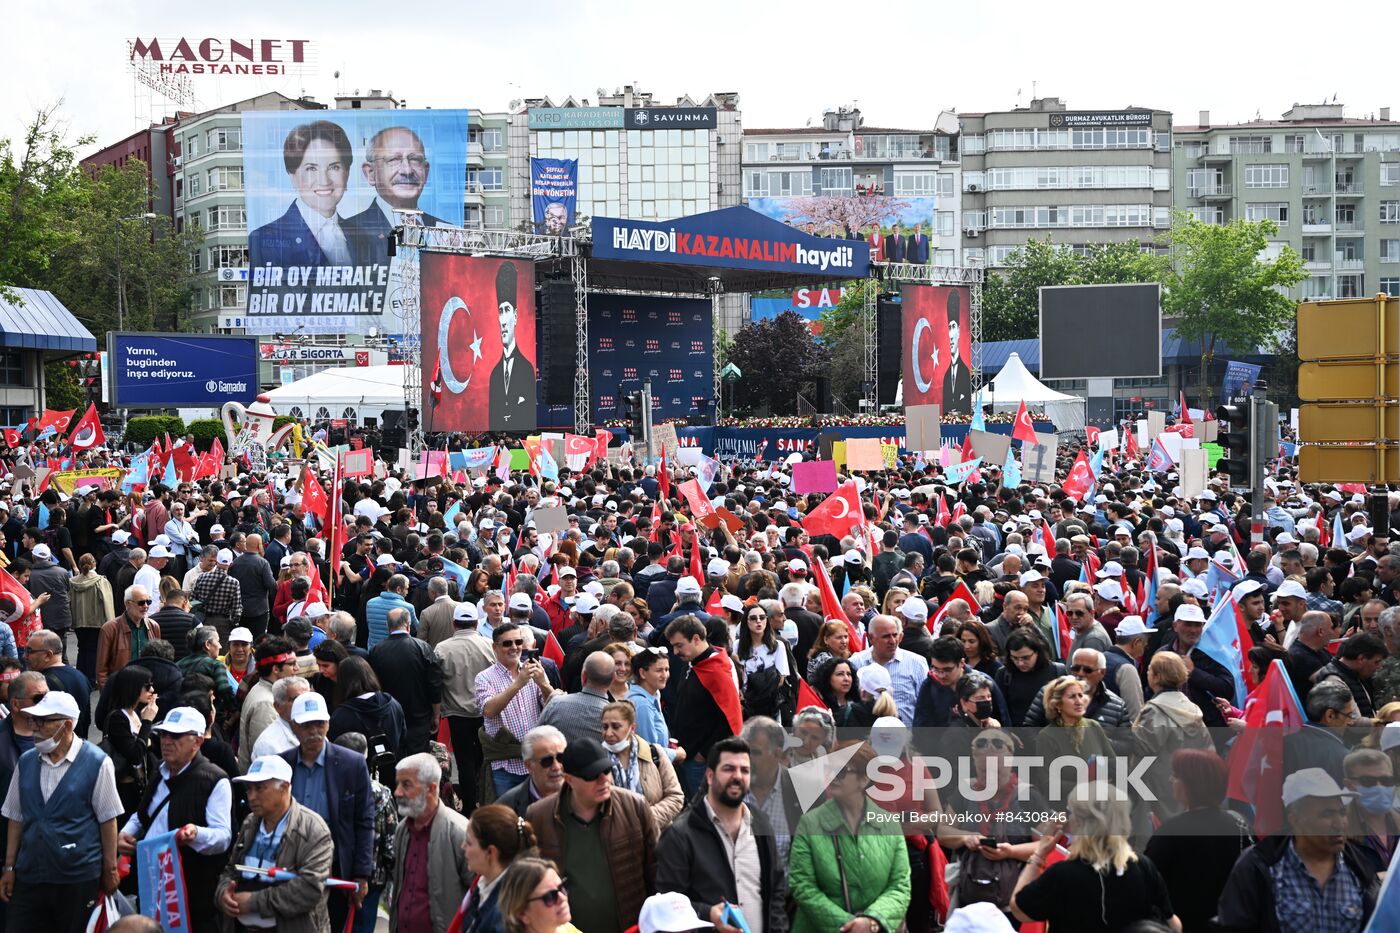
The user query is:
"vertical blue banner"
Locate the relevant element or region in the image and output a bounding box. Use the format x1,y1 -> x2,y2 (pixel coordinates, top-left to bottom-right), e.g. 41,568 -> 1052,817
136,830 -> 190,931
530,158 -> 578,235
1221,361 -> 1262,400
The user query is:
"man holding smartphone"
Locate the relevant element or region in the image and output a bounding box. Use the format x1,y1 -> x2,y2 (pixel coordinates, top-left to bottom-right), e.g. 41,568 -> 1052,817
475,622 -> 556,797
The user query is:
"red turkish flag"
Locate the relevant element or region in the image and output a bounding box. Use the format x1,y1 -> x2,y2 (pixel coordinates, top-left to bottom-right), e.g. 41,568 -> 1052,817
1084,425 -> 1101,448
930,579 -> 982,631
36,408 -> 75,435
657,448 -> 671,502
802,480 -> 863,539
593,429 -> 613,463
170,443 -> 198,481
812,555 -> 865,652
541,630 -> 566,668
1012,400 -> 1038,445
301,472 -> 330,526
2,429 -> 19,449
1179,390 -> 1193,424
1165,422 -> 1195,439
678,479 -> 715,525
1062,451 -> 1095,501
0,569 -> 39,649
796,676 -> 828,712
66,404 -> 105,451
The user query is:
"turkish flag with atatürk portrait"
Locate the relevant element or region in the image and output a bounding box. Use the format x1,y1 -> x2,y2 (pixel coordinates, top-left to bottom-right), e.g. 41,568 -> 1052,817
420,255 -> 537,434
900,284 -> 972,416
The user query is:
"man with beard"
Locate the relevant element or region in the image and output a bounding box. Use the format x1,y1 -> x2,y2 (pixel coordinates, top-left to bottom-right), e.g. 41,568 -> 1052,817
389,753 -> 470,933
655,737 -> 787,933
278,692 -> 374,931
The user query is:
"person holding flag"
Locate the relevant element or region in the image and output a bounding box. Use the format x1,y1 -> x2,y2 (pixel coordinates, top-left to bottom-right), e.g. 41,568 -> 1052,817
1145,603 -> 1236,729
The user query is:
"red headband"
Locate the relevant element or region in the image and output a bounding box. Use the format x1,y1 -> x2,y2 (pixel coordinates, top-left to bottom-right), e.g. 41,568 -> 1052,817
258,652 -> 295,669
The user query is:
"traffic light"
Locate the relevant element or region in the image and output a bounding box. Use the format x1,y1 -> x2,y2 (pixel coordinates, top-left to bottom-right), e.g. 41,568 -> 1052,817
623,390 -> 645,437
1216,403 -> 1251,488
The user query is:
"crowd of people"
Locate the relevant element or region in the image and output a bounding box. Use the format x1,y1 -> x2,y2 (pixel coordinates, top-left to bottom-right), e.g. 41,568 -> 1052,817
0,424 -> 1396,933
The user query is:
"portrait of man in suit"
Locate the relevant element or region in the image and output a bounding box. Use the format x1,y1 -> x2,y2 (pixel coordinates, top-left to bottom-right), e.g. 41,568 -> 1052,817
941,289 -> 972,414
908,222 -> 929,264
249,120 -> 365,270
537,201 -> 569,235
488,261 -> 536,431
344,126 -> 445,261
885,222 -> 906,263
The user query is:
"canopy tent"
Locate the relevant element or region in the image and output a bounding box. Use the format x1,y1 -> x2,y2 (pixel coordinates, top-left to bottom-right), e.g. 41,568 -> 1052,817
979,352 -> 1085,430
263,365 -> 406,422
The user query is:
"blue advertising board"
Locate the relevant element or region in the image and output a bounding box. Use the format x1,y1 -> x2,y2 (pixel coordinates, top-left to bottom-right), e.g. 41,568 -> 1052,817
593,206 -> 870,278
109,333 -> 258,408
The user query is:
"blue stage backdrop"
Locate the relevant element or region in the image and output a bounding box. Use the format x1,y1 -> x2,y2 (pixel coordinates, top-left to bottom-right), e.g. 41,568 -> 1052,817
538,294 -> 713,426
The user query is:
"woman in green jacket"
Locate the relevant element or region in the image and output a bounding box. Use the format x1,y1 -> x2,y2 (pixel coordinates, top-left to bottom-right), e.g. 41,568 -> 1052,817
789,741 -> 911,933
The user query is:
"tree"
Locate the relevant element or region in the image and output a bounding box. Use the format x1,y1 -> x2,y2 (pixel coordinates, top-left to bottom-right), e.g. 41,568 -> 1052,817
979,238 -> 1081,341
727,310 -> 829,415
43,361 -> 86,411
1160,214 -> 1305,407
0,105 -> 90,295
760,195 -> 913,236
818,280 -> 874,409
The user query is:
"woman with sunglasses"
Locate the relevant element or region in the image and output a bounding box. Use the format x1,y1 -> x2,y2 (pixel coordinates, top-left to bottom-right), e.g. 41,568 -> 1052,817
627,646 -> 683,763
103,664 -> 158,820
1033,675 -> 1115,807
789,741 -> 911,933
453,804 -> 539,933
806,620 -> 852,680
498,858 -> 580,933
735,602 -> 791,721
944,728 -> 1051,921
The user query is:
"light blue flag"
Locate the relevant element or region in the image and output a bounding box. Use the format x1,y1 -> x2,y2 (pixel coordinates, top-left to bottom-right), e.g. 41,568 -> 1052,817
696,455 -> 721,494
1089,446 -> 1105,481
539,450 -> 559,483
1199,592 -> 1248,706
969,388 -> 985,433
122,449 -> 152,493
162,454 -> 177,487
36,502 -> 49,533
439,557 -> 471,593
443,501 -> 462,526
450,446 -> 497,471
1002,446 -> 1021,489
943,457 -> 982,485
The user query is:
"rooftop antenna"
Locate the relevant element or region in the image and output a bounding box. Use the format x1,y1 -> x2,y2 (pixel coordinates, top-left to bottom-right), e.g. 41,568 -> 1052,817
1032,80 -> 1037,100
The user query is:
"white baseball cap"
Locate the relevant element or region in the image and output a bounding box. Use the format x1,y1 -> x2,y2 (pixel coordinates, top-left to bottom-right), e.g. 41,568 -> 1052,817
720,594 -> 744,614
1093,579 -> 1123,602
676,576 -> 703,598
857,664 -> 892,696
1380,722 -> 1400,753
210,524 -> 225,536
1114,616 -> 1150,639
235,755 -> 294,784
111,530 -> 131,545
375,554 -> 397,567
1095,561 -> 1124,578
898,599 -> 929,623
638,891 -> 714,933
291,692 -> 330,724
706,558 -> 730,578
1281,767 -> 1355,807
1275,580 -> 1308,601
1181,578 -> 1209,598
1018,570 -> 1044,586
557,565 -> 577,578
148,545 -> 172,559
153,707 -> 207,736
30,544 -> 52,562
1186,547 -> 1210,561
230,626 -> 254,643
25,691 -> 80,721
788,558 -> 808,574
453,602 -> 480,623
1174,603 -> 1206,624
944,902 -> 1016,933
508,593 -> 534,612
573,593 -> 600,615
1231,580 -> 1265,601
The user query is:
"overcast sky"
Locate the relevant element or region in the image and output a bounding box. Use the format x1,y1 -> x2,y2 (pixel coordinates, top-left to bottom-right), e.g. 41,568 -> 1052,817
6,1 -> 1395,156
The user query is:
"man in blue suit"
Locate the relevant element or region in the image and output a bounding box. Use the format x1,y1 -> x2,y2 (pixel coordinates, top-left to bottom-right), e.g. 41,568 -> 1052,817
344,125 -> 448,263
249,119 -> 369,270
279,691 -> 375,931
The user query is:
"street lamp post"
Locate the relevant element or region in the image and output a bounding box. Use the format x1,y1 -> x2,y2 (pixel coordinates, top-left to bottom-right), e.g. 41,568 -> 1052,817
114,213 -> 157,331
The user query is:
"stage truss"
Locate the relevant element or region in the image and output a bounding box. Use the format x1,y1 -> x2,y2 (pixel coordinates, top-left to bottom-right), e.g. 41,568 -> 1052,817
867,261 -> 984,411
394,223 -> 579,463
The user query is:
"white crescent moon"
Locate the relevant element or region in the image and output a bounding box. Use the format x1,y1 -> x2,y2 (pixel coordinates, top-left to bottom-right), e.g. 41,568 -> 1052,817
438,297 -> 472,393
72,424 -> 96,448
830,496 -> 851,519
911,317 -> 932,394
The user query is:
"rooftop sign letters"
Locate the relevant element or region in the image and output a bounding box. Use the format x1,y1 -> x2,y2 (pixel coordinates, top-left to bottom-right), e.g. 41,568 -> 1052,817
128,37 -> 311,75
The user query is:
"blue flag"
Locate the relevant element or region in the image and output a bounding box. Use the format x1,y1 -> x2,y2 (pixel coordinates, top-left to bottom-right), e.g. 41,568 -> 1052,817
944,458 -> 982,485
696,455 -> 721,494
539,450 -> 559,483
439,557 -> 471,593
137,829 -> 190,931
36,501 -> 49,533
1002,446 -> 1021,489
450,446 -> 497,471
1199,593 -> 1247,706
969,388 -> 986,433
1089,446 -> 1105,481
122,449 -> 152,493
443,501 -> 462,526
162,454 -> 177,487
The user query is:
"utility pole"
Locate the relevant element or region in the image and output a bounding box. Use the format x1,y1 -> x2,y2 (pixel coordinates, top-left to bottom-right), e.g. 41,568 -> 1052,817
1248,380 -> 1277,548
642,379 -> 655,464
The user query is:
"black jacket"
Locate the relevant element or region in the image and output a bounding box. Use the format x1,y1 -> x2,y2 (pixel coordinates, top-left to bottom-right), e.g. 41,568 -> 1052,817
367,634 -> 444,754
1212,833 -> 1378,933
668,647 -> 734,761
328,691 -> 406,757
656,798 -> 789,933
277,743 -> 376,881
1313,658 -> 1376,717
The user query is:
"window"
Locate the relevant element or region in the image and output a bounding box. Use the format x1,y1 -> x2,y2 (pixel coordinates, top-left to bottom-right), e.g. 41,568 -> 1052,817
936,211 -> 955,237
1364,134 -> 1400,152
1383,164 -> 1400,187
1382,278 -> 1400,297
218,285 -> 245,308
894,172 -> 936,196
1229,136 -> 1271,154
1178,140 -> 1207,157
986,245 -> 1019,265
210,245 -> 248,269
961,135 -> 985,154
933,249 -> 955,266
1188,206 -> 1224,224
1245,202 -> 1289,225
185,134 -> 199,158
206,127 -> 240,151
1381,201 -> 1400,224
484,205 -> 506,228
963,210 -> 986,231
1155,132 -> 1171,152
467,167 -> 504,191
480,129 -> 504,151
818,167 -> 852,194
745,142 -> 770,162
0,349 -> 24,387
1285,135 -> 1306,153
207,166 -> 242,191
206,206 -> 246,231
936,173 -> 955,197
1338,275 -> 1364,298
187,174 -> 202,197
1245,164 -> 1289,188
464,205 -> 482,228
964,247 -> 985,264
988,204 -> 1153,228
1382,240 -> 1400,263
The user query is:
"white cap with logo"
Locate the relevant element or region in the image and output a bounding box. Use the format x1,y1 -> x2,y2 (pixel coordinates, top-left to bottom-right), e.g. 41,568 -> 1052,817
234,755 -> 295,784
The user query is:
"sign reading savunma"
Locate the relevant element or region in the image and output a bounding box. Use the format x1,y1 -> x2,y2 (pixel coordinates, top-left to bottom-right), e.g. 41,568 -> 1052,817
1049,111 -> 1154,127
624,107 -> 716,129
594,207 -> 870,276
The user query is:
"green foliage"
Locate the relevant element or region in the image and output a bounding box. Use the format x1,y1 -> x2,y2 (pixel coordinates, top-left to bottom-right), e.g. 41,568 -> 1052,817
1160,214 -> 1306,406
980,239 -> 1083,341
819,280 -> 874,409
187,418 -> 225,452
0,106 -> 202,333
727,310 -> 830,415
273,415 -> 298,430
124,415 -> 186,449
43,361 -> 86,412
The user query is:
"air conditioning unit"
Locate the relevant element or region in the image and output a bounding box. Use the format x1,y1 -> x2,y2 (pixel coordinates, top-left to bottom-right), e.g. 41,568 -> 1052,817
966,183 -> 980,192
964,229 -> 981,238
170,155 -> 182,168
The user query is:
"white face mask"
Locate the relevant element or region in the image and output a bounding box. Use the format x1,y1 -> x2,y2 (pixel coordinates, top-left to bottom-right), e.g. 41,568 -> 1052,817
603,737 -> 631,754
34,733 -> 61,755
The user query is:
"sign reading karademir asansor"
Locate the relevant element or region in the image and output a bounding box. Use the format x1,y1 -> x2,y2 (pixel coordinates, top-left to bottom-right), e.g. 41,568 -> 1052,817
109,333 -> 259,409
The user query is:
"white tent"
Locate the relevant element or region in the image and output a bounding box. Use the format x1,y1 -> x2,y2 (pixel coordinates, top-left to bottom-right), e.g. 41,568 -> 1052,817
980,352 -> 1085,430
262,364 -> 407,423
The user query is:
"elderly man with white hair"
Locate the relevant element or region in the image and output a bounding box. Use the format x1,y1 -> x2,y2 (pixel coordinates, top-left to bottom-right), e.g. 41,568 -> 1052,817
389,752 -> 471,933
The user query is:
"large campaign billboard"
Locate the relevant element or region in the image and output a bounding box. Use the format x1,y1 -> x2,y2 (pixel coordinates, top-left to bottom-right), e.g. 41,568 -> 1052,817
109,333 -> 258,408
901,284 -> 972,415
241,109 -> 469,336
1039,283 -> 1161,380
421,255 -> 537,434
590,294 -> 712,421
530,158 -> 577,235
747,196 -> 938,263
593,206 -> 869,278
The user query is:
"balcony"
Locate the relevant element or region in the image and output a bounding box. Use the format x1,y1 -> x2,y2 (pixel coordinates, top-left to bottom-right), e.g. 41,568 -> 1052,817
1302,184 -> 1332,196
1302,222 -> 1333,234
1336,221 -> 1364,234
1335,258 -> 1365,272
1191,183 -> 1233,199
1335,182 -> 1364,195
1304,260 -> 1332,272
467,142 -> 485,166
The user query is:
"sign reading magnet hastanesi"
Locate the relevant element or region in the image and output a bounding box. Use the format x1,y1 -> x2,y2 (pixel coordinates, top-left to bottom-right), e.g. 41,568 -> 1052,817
109,333 -> 259,408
